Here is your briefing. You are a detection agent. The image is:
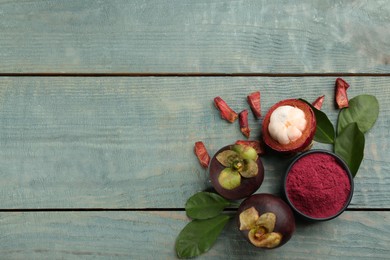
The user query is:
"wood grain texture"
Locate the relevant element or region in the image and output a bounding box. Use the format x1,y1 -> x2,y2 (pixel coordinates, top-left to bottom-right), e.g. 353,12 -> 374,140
1,0 -> 390,74
0,211 -> 388,259
0,76 -> 388,209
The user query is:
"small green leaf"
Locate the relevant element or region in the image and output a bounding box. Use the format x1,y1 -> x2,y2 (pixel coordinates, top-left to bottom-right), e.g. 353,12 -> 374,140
300,99 -> 335,144
334,122 -> 365,177
175,214 -> 231,258
337,94 -> 379,134
185,192 -> 232,220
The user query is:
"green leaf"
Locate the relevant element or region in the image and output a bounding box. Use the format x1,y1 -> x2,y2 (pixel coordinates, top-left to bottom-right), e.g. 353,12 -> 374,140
300,99 -> 335,144
334,122 -> 365,177
175,214 -> 231,258
185,192 -> 232,220
337,94 -> 379,134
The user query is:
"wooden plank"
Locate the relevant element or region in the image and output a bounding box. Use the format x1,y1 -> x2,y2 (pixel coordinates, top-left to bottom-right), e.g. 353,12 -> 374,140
0,77 -> 388,209
0,211 -> 388,259
1,0 -> 390,74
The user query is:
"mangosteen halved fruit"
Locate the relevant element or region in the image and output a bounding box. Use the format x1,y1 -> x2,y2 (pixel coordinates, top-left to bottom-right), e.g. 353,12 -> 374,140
262,99 -> 316,153
237,193 -> 295,249
209,144 -> 264,200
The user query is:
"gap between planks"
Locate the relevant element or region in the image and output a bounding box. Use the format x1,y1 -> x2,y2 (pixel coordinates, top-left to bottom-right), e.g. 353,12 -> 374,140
0,208 -> 389,212
1,73 -> 390,77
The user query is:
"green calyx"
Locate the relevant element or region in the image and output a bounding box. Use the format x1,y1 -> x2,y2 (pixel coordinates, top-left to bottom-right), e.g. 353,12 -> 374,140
218,168 -> 241,190
239,207 -> 282,249
216,145 -> 259,190
232,144 -> 258,161
232,160 -> 243,171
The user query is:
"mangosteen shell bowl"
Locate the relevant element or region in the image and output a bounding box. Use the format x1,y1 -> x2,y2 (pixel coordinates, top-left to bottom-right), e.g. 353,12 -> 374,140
262,99 -> 316,154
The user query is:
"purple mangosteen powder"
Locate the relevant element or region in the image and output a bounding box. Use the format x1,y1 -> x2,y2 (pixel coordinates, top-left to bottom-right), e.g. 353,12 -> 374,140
285,152 -> 351,219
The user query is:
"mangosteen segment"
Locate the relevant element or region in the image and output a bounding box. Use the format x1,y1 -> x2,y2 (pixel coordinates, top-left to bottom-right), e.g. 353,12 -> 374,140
268,105 -> 306,145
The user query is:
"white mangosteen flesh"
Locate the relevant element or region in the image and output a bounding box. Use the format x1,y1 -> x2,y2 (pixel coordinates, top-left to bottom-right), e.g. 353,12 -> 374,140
268,105 -> 307,145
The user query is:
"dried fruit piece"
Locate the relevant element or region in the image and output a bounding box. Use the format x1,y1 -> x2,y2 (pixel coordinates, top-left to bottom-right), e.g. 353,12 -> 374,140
335,78 -> 350,109
312,95 -> 325,110
247,91 -> 261,119
262,99 -> 316,153
239,110 -> 250,138
235,140 -> 265,156
214,96 -> 238,123
194,141 -> 210,168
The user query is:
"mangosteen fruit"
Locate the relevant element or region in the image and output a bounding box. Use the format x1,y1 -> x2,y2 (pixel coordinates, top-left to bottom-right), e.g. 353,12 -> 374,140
262,99 -> 316,153
209,144 -> 264,200
237,193 -> 295,249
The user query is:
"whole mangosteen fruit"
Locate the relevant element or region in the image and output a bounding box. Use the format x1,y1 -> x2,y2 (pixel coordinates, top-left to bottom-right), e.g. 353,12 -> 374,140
209,144 -> 264,200
262,99 -> 316,153
237,193 -> 295,249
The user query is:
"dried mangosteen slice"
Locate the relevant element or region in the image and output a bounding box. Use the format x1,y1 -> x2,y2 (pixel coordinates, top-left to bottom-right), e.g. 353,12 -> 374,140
209,144 -> 264,200
237,194 -> 295,249
262,99 -> 316,153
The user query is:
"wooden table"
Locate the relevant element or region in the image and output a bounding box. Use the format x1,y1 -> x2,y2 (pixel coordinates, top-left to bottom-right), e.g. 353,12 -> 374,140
1,1 -> 389,259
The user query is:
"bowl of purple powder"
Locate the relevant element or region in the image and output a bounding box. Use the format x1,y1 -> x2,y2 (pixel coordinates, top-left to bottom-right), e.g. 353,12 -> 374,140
283,149 -> 354,221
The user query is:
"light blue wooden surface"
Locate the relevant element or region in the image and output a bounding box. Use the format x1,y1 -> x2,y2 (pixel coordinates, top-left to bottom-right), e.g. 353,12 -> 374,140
0,211 -> 389,259
1,1 -> 390,259
1,0 -> 390,73
0,77 -> 388,209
